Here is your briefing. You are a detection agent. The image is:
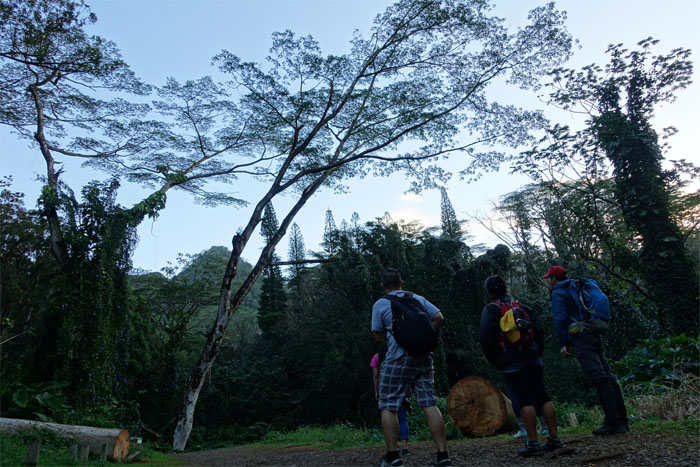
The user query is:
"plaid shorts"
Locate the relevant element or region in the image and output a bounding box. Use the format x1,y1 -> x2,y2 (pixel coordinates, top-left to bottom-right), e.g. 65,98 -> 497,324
378,354 -> 436,411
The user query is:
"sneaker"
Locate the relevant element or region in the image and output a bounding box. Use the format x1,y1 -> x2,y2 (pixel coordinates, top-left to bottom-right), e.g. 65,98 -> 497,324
378,454 -> 403,467
401,448 -> 410,457
592,424 -> 628,436
518,440 -> 542,457
434,457 -> 452,466
543,437 -> 563,452
540,428 -> 550,437
512,429 -> 527,439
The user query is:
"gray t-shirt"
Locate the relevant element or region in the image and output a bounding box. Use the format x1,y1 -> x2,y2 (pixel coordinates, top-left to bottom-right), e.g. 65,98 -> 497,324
371,290 -> 440,362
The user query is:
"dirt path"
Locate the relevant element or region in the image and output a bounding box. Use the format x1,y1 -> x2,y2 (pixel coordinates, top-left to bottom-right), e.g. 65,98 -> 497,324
171,432 -> 700,466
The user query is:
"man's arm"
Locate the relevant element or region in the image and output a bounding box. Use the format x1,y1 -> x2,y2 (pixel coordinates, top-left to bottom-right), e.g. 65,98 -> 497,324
373,331 -> 387,346
479,305 -> 499,365
551,290 -> 571,349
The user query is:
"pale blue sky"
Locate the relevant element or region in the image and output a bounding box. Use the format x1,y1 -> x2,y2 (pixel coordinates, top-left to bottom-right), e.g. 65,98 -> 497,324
2,0 -> 698,272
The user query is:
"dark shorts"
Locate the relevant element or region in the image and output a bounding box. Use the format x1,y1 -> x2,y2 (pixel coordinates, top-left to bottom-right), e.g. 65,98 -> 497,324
378,354 -> 435,411
502,360 -> 551,409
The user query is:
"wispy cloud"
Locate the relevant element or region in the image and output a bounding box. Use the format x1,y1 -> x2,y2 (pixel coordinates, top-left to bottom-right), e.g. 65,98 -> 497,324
399,193 -> 423,203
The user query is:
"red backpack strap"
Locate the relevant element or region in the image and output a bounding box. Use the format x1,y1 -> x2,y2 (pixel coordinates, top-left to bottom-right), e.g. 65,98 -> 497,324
492,299 -> 517,315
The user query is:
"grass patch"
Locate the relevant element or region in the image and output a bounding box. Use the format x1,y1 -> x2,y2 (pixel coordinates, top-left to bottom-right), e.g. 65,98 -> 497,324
623,416 -> 700,436
258,423 -> 383,450
134,445 -> 183,466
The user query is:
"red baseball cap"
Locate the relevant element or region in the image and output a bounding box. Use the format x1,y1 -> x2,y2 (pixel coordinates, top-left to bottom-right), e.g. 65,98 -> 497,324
543,266 -> 567,278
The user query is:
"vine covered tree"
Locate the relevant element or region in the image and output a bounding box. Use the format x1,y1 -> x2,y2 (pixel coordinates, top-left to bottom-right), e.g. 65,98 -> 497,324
520,38 -> 698,334
0,0 -> 253,403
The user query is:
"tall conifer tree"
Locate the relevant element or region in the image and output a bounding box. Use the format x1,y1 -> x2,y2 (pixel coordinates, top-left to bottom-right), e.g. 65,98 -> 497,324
440,187 -> 464,241
287,222 -> 306,279
322,209 -> 339,254
258,203 -> 287,336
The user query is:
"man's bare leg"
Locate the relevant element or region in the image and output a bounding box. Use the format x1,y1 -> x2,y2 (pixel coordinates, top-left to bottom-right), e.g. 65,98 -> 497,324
520,405 -> 538,442
381,409 -> 399,451
422,405 -> 447,452
540,401 -> 558,438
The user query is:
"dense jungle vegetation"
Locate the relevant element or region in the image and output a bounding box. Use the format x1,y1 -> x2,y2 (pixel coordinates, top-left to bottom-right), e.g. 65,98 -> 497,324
2,182 -> 698,450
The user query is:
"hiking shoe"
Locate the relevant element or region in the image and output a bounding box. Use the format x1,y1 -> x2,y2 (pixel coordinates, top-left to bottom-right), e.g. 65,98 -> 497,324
543,437 -> 563,452
615,424 -> 629,434
512,429 -> 527,439
592,424 -> 628,436
518,440 -> 542,457
401,448 -> 410,457
378,454 -> 403,467
540,428 -> 550,437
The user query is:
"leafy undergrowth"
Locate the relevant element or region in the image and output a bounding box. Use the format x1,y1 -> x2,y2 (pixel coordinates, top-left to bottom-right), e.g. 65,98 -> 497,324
0,431 -> 180,467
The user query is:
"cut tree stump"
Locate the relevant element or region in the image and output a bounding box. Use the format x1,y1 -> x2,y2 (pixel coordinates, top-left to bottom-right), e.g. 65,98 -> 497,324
447,376 -> 518,436
0,417 -> 129,461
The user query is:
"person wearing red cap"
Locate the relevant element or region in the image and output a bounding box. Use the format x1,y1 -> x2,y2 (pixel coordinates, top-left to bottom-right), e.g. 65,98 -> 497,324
543,266 -> 629,436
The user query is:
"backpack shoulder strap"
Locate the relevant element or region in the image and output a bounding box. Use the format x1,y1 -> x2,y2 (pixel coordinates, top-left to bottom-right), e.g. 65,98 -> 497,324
383,291 -> 412,300
575,279 -> 592,313
491,298 -> 517,309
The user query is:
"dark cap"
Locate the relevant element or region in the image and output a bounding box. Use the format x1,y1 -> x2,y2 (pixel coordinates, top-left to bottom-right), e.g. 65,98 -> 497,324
542,266 -> 567,278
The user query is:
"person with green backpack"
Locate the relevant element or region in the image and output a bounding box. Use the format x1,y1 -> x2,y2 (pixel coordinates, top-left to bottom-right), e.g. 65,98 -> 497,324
543,265 -> 629,436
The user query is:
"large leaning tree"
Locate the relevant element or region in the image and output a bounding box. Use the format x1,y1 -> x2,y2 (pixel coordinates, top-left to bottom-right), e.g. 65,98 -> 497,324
171,0 -> 573,450
518,38 -> 698,335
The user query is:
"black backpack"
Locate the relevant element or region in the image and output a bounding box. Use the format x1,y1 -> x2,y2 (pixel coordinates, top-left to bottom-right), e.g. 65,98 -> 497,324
383,292 -> 439,357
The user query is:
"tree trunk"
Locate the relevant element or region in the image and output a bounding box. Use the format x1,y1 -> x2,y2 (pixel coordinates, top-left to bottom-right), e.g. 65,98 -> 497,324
446,376 -> 518,436
172,172 -> 334,451
0,418 -> 129,461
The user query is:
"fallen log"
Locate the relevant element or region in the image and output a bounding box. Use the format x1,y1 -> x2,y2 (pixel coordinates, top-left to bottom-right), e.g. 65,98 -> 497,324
0,417 -> 129,461
446,376 -> 518,436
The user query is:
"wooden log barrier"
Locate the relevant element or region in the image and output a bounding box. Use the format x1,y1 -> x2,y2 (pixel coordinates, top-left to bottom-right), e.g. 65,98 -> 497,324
0,417 -> 129,461
447,376 -> 518,436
